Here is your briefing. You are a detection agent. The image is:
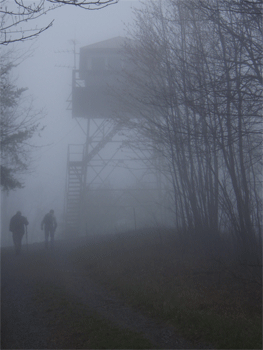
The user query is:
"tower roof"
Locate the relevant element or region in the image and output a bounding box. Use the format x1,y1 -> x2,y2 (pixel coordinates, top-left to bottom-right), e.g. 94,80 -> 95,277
81,36 -> 126,51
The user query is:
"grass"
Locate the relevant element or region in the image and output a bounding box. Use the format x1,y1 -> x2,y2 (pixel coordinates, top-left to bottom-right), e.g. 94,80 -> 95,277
33,283 -> 154,349
70,229 -> 262,349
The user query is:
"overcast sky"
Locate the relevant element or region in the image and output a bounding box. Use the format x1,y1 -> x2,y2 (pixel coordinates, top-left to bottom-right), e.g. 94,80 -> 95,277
3,0 -> 140,244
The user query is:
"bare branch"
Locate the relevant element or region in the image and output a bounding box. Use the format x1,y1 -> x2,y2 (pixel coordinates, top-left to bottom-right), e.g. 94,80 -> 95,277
47,0 -> 118,10
0,0 -> 118,45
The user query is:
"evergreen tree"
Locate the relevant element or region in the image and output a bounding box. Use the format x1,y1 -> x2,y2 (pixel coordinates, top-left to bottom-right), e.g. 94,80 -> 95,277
0,55 -> 44,191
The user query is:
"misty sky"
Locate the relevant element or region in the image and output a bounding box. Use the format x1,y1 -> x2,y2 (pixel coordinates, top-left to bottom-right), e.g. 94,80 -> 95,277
3,0 -> 140,244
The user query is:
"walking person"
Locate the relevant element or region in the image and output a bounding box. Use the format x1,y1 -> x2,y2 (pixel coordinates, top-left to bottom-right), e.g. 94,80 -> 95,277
41,209 -> 57,249
9,211 -> 29,255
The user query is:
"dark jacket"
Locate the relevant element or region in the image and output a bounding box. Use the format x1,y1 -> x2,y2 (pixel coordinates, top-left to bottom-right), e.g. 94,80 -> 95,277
9,213 -> 28,235
41,213 -> 57,231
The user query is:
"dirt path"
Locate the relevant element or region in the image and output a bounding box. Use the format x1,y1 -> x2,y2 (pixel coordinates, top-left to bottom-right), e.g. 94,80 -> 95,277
1,247 -> 57,349
1,238 -> 212,349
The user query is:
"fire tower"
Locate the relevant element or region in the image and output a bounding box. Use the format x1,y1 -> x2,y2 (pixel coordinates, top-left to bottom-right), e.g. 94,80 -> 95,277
64,37 -> 167,236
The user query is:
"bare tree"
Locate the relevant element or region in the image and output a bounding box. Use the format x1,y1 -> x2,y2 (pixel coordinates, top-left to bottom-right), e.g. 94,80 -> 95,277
0,0 -> 118,45
119,1 -> 220,236
191,0 -> 263,262
118,0 -> 262,263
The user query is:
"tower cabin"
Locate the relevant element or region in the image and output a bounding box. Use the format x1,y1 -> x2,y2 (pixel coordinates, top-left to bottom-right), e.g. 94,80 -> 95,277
72,36 -> 128,119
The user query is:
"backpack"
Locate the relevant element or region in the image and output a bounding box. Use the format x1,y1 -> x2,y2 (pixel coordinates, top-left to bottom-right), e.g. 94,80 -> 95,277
44,213 -> 54,227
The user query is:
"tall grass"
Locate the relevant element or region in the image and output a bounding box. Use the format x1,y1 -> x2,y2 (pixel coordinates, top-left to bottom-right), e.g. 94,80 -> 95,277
70,229 -> 262,349
33,283 -> 154,349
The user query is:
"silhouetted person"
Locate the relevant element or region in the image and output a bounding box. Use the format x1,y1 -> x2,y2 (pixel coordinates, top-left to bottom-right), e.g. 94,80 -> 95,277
41,209 -> 57,249
9,211 -> 29,255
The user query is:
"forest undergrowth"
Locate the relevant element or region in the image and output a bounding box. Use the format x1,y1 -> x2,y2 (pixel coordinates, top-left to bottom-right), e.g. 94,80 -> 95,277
70,228 -> 262,349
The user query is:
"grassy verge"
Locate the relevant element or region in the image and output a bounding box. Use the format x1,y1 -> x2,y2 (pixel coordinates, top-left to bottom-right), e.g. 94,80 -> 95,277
32,283 -> 154,349
70,229 -> 262,349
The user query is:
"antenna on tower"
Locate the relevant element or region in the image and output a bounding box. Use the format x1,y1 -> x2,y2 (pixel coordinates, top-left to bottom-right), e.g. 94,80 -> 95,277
55,39 -> 79,70
69,39 -> 78,70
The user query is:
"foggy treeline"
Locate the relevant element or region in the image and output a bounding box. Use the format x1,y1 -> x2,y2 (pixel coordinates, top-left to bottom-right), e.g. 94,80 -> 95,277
117,0 -> 262,265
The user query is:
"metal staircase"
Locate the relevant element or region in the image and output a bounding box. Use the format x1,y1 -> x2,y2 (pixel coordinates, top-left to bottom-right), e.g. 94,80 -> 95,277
65,145 -> 85,234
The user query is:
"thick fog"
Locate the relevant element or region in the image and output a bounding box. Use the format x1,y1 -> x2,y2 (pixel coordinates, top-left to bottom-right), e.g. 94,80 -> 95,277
1,1 -> 149,246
